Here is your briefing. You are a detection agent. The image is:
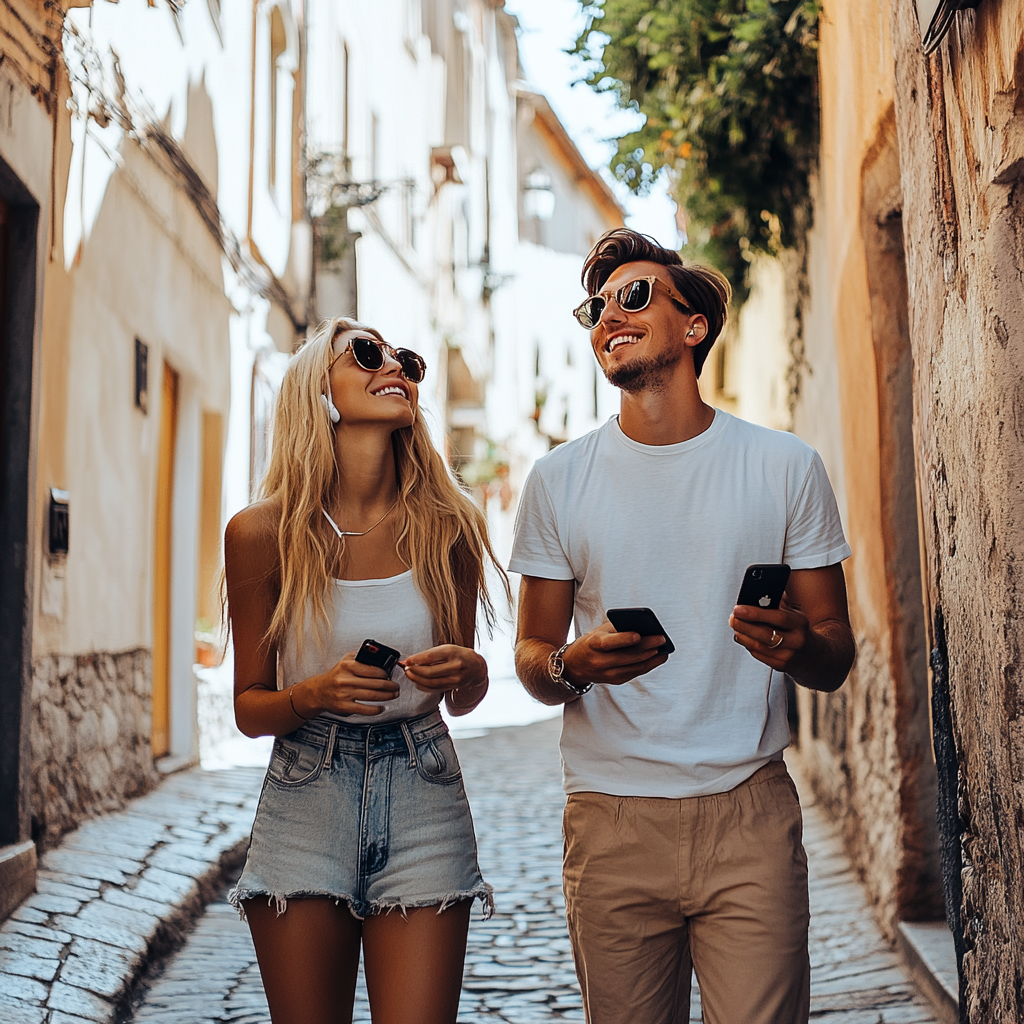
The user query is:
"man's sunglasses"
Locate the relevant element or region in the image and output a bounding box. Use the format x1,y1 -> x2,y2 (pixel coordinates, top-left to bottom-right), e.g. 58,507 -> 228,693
573,275 -> 692,329
330,335 -> 427,384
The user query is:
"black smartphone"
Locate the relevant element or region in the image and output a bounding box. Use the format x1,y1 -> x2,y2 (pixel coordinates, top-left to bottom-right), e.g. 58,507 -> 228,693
736,564 -> 791,610
606,607 -> 675,655
355,639 -> 401,675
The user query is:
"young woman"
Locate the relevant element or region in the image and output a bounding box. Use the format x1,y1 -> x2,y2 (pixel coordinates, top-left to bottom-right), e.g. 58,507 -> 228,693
224,318 -> 507,1024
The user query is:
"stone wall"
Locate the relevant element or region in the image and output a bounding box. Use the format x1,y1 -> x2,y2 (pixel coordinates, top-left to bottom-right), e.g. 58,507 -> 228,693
890,2 -> 1024,1015
30,649 -> 158,848
799,0 -> 945,947
794,633 -> 938,941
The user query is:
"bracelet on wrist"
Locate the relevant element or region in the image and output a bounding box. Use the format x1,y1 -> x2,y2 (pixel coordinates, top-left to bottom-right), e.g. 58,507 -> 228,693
548,642 -> 592,696
449,677 -> 488,709
288,687 -> 314,721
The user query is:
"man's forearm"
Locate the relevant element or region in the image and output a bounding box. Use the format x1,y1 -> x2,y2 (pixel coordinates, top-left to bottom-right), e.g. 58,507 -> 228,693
789,620 -> 855,693
515,638 -> 579,706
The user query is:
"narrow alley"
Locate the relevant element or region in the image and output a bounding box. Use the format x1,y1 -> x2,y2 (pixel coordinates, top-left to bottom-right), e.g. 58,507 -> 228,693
98,717 -> 939,1023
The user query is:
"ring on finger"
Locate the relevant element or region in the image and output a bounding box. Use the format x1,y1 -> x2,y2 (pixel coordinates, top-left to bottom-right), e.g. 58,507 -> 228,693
768,629 -> 784,649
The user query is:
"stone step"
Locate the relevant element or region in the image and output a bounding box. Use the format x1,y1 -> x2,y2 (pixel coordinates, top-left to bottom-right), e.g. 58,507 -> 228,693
897,921 -> 959,1024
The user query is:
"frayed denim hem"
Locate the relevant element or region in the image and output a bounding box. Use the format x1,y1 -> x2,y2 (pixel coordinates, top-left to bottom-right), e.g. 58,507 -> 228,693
227,882 -> 494,922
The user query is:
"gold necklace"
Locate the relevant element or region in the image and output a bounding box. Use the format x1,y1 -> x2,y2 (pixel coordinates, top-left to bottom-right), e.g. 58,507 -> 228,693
322,500 -> 397,539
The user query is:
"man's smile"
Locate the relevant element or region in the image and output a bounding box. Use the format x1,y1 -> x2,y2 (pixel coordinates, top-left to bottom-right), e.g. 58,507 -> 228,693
605,331 -> 644,353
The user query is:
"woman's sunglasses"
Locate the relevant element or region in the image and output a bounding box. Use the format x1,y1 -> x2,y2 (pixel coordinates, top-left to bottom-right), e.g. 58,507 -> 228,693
331,335 -> 427,384
573,275 -> 692,329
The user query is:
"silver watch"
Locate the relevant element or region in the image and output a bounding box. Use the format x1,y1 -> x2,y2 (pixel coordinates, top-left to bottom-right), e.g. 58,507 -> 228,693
548,642 -> 592,696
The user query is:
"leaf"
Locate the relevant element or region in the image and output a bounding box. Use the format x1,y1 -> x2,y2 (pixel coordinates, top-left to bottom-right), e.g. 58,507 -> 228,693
574,0 -> 820,303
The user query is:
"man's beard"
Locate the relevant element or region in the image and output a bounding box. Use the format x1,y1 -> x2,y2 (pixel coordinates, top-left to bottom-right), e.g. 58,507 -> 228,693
605,346 -> 682,393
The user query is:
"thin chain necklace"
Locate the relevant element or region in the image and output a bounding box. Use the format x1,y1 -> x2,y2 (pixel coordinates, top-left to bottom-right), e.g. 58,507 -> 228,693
322,500 -> 398,539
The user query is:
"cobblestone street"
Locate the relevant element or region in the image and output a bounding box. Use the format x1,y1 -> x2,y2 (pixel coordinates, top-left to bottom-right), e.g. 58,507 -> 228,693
125,717 -> 941,1024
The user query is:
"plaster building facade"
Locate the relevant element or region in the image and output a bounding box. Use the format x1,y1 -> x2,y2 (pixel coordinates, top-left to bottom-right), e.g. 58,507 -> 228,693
701,2 -> 1024,1018
2,0 -> 621,937
302,0 -> 622,567
1,0 -> 307,920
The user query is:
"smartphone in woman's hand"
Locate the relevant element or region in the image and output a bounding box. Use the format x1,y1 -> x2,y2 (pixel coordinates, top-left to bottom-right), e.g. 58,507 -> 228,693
355,639 -> 401,675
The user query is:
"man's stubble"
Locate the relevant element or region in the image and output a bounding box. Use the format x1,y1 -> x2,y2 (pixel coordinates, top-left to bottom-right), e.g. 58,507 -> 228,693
604,345 -> 683,394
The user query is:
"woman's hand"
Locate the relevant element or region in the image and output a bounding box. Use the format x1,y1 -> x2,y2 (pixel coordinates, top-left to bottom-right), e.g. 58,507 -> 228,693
292,650 -> 400,719
403,645 -> 489,718
401,645 -> 488,693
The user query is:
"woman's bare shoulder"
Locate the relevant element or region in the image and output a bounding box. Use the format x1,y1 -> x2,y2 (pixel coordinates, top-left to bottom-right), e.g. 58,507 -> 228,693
225,499 -> 281,562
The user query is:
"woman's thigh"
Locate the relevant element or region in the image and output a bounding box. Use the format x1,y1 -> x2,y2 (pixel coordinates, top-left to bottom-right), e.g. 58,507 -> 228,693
361,900 -> 472,1024
244,897 -> 362,1024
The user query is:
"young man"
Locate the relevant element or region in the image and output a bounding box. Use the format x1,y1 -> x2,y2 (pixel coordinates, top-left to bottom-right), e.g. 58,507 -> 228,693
510,228 -> 854,1024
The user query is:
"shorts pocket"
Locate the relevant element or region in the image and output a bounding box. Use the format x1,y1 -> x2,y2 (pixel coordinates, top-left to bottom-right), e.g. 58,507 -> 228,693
414,731 -> 463,786
267,731 -> 330,788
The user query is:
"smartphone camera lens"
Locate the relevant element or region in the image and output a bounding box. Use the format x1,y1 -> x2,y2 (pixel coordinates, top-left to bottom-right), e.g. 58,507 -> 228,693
751,568 -> 762,580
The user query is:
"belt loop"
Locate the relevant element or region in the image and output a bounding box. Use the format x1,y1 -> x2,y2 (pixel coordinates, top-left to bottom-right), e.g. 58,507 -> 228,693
400,720 -> 417,769
322,723 -> 338,772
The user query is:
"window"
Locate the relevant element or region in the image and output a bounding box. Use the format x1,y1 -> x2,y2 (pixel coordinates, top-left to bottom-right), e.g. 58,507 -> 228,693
269,7 -> 287,192
250,353 -> 277,500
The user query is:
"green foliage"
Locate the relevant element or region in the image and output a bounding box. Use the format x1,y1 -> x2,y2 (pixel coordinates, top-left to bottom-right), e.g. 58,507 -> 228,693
575,0 -> 820,303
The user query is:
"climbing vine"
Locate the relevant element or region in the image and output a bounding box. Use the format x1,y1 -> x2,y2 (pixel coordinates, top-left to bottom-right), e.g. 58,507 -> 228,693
575,0 -> 821,303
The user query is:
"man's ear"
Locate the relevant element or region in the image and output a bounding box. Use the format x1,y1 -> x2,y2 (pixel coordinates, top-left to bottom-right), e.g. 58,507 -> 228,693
684,315 -> 709,346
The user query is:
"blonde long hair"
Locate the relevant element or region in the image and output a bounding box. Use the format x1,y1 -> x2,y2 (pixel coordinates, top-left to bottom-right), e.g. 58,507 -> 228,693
260,318 -> 509,653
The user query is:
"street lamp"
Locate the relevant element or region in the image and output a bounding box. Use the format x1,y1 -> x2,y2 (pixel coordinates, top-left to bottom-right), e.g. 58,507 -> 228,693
916,0 -> 983,55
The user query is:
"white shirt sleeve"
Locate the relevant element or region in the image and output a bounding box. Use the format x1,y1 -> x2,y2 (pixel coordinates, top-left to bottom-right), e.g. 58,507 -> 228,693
508,466 -> 576,580
782,451 -> 852,570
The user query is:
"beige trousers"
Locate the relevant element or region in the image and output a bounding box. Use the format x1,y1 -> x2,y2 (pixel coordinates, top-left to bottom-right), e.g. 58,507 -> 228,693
562,761 -> 810,1024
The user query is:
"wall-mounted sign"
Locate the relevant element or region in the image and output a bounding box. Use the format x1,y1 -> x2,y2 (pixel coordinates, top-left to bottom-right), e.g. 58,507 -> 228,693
917,0 -> 983,55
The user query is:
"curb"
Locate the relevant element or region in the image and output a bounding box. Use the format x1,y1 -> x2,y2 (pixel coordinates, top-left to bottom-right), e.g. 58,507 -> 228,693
897,921 -> 959,1024
0,767 -> 263,1024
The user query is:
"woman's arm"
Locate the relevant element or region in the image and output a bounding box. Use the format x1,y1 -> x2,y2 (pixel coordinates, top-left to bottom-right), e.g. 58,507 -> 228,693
225,502 -> 307,737
446,584 -> 489,716
225,503 -> 399,737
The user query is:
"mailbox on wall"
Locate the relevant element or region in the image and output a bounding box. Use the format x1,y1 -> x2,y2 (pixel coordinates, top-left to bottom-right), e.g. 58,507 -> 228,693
135,337 -> 149,414
49,489 -> 69,555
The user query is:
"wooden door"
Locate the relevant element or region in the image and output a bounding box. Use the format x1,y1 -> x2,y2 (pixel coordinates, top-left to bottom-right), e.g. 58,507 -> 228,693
152,361 -> 178,757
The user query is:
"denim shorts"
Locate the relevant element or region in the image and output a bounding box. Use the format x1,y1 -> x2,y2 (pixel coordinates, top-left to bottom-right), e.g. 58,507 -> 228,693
228,709 -> 492,920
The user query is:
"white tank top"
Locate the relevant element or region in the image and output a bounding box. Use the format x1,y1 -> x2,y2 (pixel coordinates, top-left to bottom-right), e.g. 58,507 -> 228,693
278,570 -> 441,724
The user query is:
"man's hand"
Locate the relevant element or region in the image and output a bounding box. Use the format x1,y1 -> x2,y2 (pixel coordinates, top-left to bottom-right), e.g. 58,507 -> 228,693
729,603 -> 809,672
729,564 -> 854,692
562,621 -> 668,687
515,576 -> 670,705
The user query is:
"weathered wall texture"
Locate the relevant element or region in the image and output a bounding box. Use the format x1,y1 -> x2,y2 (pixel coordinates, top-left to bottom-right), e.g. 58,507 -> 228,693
889,1 -> 1024,1016
791,0 -> 942,941
0,0 -> 62,114
695,1 -> 942,930
30,650 -> 157,848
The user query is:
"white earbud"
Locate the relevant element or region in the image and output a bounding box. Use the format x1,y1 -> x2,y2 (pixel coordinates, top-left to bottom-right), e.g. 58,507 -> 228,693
687,329 -> 696,338
320,393 -> 340,424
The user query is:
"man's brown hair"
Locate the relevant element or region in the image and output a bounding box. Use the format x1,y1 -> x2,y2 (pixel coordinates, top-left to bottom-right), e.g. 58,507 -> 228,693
581,228 -> 731,378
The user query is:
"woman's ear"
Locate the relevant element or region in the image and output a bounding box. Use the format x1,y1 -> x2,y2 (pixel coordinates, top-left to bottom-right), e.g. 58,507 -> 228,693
320,393 -> 341,424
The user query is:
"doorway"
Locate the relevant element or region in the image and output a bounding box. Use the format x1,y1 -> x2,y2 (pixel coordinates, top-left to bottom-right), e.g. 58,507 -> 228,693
152,361 -> 179,758
860,113 -> 943,921
0,158 -> 41,917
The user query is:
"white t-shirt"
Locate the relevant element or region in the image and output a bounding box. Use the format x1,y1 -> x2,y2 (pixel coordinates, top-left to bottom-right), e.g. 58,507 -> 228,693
509,410 -> 851,798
